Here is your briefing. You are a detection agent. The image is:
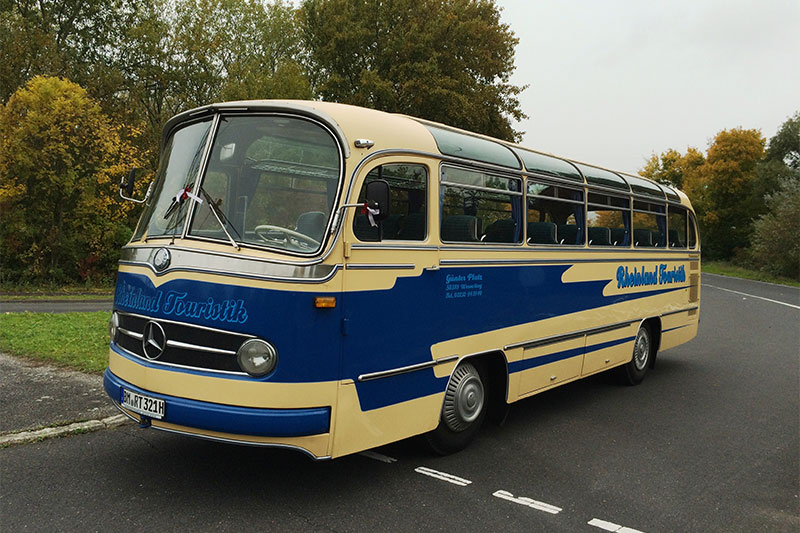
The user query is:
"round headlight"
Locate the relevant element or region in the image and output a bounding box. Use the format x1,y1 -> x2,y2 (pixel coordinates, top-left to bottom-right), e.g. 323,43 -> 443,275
108,312 -> 119,342
237,339 -> 278,377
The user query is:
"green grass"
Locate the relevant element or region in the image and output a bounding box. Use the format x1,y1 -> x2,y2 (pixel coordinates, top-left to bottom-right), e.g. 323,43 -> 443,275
0,312 -> 110,374
703,261 -> 800,287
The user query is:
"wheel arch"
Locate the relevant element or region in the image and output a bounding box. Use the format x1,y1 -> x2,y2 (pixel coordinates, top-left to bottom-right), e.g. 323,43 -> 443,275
640,316 -> 662,368
458,349 -> 509,424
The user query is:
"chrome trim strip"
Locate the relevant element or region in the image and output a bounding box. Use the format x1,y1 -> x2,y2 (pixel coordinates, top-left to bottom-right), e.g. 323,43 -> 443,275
345,263 -> 416,270
357,355 -> 459,382
440,256 -> 695,266
660,305 -> 699,318
504,320 -> 638,351
115,343 -> 248,376
118,327 -> 143,341
123,243 -> 329,267
118,258 -> 342,284
166,339 -> 236,356
351,244 -> 438,251
111,401 -> 329,460
116,311 -> 256,339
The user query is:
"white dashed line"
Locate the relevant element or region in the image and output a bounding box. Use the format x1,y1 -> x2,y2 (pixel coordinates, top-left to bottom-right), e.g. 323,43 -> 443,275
414,467 -> 472,486
588,518 -> 645,533
493,490 -> 562,514
359,451 -> 397,463
703,284 -> 800,309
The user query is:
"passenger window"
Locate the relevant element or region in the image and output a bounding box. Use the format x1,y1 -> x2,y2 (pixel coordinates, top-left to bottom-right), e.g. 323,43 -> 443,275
441,166 -> 523,243
633,200 -> 666,247
526,181 -> 584,245
587,193 -> 630,246
668,207 -> 688,248
688,212 -> 698,248
353,164 -> 427,241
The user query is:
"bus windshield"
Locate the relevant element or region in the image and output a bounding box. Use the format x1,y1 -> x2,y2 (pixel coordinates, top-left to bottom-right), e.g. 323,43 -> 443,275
136,114 -> 342,254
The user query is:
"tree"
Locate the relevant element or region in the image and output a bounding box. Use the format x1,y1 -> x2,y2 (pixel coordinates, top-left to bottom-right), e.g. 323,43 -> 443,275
641,147 -> 705,190
299,0 -> 526,141
749,174 -> 800,279
692,128 -> 766,260
765,111 -> 800,170
0,77 -> 144,283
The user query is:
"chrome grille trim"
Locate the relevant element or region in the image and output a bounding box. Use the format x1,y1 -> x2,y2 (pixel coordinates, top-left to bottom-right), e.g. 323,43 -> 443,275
116,311 -> 256,338
166,339 -> 236,356
113,344 -> 247,376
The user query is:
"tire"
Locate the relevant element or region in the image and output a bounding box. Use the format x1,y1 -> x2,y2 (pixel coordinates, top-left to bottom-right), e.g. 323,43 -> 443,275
621,322 -> 654,385
425,361 -> 487,455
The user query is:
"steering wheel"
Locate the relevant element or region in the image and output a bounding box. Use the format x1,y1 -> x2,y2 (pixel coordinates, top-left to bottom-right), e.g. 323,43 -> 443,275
254,225 -> 320,249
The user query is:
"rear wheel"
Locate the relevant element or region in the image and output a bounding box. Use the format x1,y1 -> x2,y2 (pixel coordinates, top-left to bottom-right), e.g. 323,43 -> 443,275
425,361 -> 487,455
621,322 -> 654,385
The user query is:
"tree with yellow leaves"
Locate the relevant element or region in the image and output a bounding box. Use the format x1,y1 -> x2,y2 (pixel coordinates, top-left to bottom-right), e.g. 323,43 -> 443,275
0,76 -> 144,283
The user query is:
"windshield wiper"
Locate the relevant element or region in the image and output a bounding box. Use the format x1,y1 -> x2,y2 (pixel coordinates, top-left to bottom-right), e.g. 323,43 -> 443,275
198,187 -> 241,251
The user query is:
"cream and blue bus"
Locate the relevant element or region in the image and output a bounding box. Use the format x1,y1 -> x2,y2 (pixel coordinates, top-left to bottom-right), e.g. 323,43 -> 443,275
105,100 -> 700,459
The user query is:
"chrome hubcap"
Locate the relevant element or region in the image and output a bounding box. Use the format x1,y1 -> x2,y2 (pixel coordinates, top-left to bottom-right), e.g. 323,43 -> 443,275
633,328 -> 650,370
442,363 -> 485,432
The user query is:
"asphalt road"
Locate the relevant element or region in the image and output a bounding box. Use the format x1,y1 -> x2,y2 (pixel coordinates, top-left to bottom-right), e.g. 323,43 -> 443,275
0,299 -> 112,313
1,274 -> 798,532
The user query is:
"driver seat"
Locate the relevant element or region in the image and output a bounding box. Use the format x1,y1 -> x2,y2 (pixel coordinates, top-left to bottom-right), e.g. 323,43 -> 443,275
296,211 -> 326,242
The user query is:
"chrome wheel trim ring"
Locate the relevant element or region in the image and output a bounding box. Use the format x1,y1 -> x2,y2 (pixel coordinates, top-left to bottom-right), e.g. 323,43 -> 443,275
633,327 -> 650,371
442,363 -> 484,432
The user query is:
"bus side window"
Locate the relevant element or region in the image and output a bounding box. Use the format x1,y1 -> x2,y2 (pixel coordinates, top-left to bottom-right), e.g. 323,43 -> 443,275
526,180 -> 584,245
668,207 -> 688,248
441,166 -> 523,244
353,164 -> 428,241
588,193 -> 630,247
688,212 -> 698,248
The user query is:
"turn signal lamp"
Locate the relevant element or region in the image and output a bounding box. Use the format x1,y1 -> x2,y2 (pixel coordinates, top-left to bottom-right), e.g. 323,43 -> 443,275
314,296 -> 337,308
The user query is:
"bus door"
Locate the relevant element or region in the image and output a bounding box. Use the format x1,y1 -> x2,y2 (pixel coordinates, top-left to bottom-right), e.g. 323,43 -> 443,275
339,160 -> 442,417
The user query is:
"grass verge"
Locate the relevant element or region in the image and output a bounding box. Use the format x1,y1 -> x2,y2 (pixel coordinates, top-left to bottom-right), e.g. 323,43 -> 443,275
0,283 -> 114,301
0,312 -> 110,374
703,261 -> 800,287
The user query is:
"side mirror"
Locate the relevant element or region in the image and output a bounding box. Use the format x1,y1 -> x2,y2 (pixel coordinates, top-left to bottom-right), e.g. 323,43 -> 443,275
119,168 -> 151,204
124,168 -> 136,196
365,179 -> 390,221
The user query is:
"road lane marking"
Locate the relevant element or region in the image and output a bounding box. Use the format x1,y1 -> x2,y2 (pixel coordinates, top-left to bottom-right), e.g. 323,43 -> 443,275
703,284 -> 800,310
492,490 -> 562,514
588,518 -> 644,533
414,467 -> 472,486
359,451 -> 397,463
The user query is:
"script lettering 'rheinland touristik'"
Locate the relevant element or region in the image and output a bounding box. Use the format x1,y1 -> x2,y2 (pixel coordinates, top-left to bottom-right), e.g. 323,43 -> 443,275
616,264 -> 686,289
115,282 -> 249,324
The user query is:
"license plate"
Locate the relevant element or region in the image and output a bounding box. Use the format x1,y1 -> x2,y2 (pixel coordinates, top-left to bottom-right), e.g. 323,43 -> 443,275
121,388 -> 165,420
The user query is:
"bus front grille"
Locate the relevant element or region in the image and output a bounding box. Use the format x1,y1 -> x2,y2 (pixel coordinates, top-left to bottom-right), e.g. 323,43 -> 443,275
114,311 -> 253,374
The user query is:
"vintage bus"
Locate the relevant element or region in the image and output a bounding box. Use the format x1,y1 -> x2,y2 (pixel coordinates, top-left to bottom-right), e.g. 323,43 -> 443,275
105,100 -> 700,459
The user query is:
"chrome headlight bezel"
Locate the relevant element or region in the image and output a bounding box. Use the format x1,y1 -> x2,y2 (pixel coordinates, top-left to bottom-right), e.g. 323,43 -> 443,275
236,339 -> 278,377
108,311 -> 119,343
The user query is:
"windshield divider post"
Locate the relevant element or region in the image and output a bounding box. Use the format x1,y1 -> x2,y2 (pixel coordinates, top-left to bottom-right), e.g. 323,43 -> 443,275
182,114 -> 222,241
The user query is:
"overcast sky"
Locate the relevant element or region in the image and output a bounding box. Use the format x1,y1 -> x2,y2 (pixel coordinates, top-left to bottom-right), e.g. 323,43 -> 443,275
494,0 -> 800,174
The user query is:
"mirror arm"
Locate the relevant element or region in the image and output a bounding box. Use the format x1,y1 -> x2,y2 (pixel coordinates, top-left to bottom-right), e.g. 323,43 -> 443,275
330,202 -> 372,235
120,178 -> 153,204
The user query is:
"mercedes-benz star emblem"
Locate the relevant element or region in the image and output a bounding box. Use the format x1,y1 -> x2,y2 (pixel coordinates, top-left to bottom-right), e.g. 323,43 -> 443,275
153,248 -> 171,272
142,321 -> 166,360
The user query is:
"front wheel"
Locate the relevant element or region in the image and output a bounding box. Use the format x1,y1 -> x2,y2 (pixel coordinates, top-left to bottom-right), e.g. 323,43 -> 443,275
620,322 -> 654,385
425,361 -> 487,455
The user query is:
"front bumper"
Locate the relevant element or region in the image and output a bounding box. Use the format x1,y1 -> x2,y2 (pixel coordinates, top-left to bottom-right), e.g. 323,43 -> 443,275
104,369 -> 331,438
